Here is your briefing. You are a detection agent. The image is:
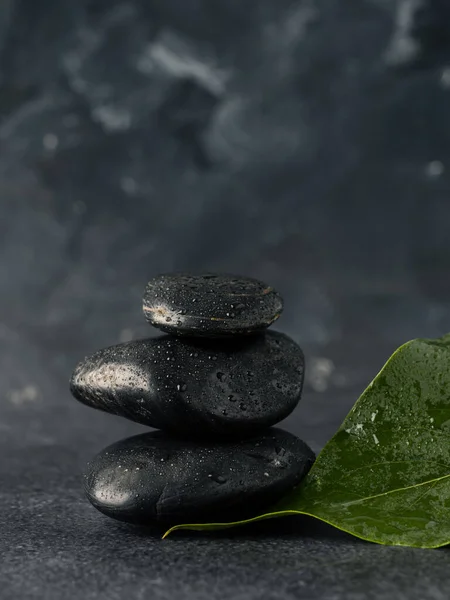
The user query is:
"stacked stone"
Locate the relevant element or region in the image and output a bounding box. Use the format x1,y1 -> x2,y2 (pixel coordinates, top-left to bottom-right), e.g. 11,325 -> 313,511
70,274 -> 315,526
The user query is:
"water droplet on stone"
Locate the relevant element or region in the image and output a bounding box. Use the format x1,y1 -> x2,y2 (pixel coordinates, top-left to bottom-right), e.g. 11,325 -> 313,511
208,473 -> 227,484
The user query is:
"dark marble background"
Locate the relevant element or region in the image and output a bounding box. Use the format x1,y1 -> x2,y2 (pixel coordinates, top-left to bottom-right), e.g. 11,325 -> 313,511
1,1 -> 450,598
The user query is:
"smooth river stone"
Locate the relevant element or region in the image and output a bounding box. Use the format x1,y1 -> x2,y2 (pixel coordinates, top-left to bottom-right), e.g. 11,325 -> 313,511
70,331 -> 304,437
142,273 -> 283,337
85,429 -> 315,524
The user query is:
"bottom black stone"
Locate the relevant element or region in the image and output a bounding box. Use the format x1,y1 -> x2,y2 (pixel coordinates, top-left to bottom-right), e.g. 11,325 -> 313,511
85,429 -> 315,525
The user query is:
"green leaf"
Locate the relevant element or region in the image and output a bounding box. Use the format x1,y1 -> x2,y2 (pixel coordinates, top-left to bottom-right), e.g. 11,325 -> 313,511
164,334 -> 450,548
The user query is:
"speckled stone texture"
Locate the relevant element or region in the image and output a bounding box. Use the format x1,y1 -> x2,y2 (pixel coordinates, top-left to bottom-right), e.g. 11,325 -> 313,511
3,0 -> 450,598
70,332 -> 304,436
143,273 -> 283,336
85,429 -> 315,524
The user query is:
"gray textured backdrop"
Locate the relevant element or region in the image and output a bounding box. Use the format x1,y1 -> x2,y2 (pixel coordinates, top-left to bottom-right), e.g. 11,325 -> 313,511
2,1 -> 450,599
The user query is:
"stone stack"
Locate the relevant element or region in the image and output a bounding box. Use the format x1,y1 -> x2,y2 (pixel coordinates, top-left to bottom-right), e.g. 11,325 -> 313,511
70,274 -> 315,525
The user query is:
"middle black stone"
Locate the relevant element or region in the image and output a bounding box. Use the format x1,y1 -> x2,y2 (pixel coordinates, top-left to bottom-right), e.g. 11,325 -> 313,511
70,331 -> 305,437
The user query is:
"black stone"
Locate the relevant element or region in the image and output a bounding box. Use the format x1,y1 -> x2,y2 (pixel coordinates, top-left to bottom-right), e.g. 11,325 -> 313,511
84,429 -> 315,524
70,331 -> 304,437
142,273 -> 283,337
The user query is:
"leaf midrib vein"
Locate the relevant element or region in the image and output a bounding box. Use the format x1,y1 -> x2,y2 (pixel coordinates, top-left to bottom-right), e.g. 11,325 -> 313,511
324,471 -> 450,508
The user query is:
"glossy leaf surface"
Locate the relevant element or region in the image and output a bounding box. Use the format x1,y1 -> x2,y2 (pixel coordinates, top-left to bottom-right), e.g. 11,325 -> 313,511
164,335 -> 450,548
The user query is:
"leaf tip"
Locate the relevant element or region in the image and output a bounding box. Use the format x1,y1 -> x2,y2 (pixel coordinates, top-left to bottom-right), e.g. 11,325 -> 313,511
162,526 -> 177,539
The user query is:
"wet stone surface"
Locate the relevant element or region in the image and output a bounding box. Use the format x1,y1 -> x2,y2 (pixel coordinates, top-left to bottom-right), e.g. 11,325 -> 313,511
84,428 -> 315,524
143,273 -> 283,337
70,331 -> 305,437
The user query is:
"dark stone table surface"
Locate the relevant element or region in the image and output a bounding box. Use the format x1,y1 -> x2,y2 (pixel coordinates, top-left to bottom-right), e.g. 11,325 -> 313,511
2,0 -> 450,598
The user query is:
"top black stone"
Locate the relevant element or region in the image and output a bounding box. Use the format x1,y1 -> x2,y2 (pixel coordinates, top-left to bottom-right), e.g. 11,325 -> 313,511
142,273 -> 283,337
